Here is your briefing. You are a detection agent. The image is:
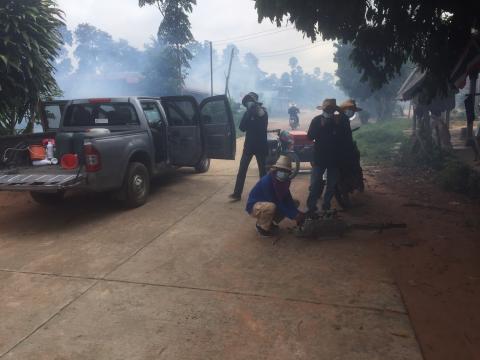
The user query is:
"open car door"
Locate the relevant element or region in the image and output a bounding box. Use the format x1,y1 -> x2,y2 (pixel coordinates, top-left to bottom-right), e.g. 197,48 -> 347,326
160,96 -> 203,166
199,95 -> 236,160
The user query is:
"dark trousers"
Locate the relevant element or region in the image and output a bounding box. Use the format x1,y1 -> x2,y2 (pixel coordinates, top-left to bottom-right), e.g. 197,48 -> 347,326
233,149 -> 267,197
306,166 -> 338,212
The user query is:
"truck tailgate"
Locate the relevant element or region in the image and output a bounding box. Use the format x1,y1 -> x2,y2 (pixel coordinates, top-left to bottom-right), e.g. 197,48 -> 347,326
0,167 -> 83,192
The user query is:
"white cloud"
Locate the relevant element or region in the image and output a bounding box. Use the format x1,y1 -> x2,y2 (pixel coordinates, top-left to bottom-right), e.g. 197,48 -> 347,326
56,0 -> 337,75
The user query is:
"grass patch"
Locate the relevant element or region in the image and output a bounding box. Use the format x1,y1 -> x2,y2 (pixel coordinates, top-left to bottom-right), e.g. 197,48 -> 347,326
436,158 -> 480,198
353,118 -> 410,164
352,117 -> 480,198
395,137 -> 449,170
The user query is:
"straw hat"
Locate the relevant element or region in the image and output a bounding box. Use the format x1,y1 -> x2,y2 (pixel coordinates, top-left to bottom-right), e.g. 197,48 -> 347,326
316,98 -> 340,111
242,92 -> 261,107
340,99 -> 363,112
272,155 -> 292,172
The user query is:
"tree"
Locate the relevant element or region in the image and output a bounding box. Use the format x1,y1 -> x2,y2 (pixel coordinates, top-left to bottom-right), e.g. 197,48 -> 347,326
334,42 -> 409,121
139,0 -> 196,93
74,24 -> 144,76
254,0 -> 480,92
74,24 -> 113,75
288,56 -> 298,70
0,0 -> 64,135
244,52 -> 267,89
185,40 -> 219,91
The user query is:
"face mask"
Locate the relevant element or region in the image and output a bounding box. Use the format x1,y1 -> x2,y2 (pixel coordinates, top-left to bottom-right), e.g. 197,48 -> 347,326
275,170 -> 290,182
246,101 -> 255,109
345,110 -> 355,118
323,112 -> 334,119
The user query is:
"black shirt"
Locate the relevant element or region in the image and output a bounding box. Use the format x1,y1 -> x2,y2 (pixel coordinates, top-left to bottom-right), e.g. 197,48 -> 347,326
239,106 -> 268,155
307,115 -> 346,168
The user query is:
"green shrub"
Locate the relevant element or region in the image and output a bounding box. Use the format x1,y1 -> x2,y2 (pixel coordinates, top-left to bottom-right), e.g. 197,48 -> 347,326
353,118 -> 409,164
395,137 -> 449,170
435,159 -> 480,198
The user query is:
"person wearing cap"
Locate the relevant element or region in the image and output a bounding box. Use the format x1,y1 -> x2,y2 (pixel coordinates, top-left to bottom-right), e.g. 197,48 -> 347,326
246,155 -> 305,237
306,98 -> 348,214
230,92 -> 269,201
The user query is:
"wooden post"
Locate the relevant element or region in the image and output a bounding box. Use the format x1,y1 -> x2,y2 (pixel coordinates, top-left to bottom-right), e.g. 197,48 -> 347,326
412,105 -> 417,134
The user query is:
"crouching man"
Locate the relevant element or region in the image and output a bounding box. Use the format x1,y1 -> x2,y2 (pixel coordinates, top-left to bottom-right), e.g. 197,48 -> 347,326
246,155 -> 305,237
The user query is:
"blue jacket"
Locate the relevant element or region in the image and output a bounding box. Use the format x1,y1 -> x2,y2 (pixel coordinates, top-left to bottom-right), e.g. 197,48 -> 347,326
246,173 -> 299,220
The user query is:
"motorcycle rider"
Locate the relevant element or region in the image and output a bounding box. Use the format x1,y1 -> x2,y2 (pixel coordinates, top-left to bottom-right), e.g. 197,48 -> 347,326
288,103 -> 300,129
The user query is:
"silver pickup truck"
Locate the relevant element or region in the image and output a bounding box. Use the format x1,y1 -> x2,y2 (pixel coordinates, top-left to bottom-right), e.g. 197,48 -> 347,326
0,95 -> 236,208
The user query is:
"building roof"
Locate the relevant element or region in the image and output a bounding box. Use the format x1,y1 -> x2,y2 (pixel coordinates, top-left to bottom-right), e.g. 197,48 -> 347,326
397,67 -> 427,101
451,37 -> 480,89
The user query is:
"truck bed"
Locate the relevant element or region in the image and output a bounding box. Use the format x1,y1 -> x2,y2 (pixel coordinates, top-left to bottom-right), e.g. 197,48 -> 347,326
0,165 -> 84,192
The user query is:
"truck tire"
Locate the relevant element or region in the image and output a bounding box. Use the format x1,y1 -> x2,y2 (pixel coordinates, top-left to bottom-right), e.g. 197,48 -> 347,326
194,157 -> 210,173
30,191 -> 65,205
121,162 -> 150,208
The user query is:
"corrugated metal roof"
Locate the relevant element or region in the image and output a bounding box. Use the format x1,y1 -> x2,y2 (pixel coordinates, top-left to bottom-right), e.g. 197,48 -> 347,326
397,67 -> 426,101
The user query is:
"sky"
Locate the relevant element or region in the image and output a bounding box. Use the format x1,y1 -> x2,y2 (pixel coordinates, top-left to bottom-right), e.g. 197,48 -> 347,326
56,0 -> 337,77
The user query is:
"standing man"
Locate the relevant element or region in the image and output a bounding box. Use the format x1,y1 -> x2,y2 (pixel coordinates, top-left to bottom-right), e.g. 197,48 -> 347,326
334,99 -> 363,209
230,92 -> 268,201
306,99 -> 346,214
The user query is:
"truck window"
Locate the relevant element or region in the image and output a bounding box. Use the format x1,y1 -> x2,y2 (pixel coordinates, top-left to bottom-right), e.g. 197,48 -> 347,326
64,103 -> 139,127
141,102 -> 164,126
163,100 -> 197,126
201,101 -> 229,125
44,104 -> 62,129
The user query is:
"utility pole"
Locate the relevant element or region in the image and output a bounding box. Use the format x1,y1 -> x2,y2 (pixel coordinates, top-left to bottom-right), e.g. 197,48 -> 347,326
224,47 -> 235,96
209,41 -> 214,96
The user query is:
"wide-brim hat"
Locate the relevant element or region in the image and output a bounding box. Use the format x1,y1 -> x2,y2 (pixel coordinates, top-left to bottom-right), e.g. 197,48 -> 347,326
340,99 -> 363,112
316,98 -> 340,111
242,92 -> 261,107
272,155 -> 292,172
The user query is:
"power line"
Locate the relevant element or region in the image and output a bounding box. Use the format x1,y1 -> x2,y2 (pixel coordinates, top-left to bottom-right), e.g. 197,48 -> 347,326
257,43 -> 318,56
212,27 -> 294,44
257,44 -> 322,58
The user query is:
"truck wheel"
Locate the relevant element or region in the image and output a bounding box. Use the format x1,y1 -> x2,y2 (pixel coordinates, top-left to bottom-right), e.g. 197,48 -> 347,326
194,157 -> 210,173
30,191 -> 65,205
121,162 -> 150,208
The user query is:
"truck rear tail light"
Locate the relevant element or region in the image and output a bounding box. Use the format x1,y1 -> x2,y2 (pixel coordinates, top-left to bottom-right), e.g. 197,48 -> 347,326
84,144 -> 101,172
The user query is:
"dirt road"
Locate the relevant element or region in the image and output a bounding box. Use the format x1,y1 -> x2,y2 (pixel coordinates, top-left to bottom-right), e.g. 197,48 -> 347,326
0,131 -> 423,359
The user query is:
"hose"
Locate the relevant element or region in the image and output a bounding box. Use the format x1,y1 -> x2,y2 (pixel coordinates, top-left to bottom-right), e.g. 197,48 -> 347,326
1,142 -> 29,167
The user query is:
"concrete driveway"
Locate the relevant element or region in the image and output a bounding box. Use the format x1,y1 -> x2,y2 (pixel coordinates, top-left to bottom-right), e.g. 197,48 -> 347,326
0,137 -> 422,359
